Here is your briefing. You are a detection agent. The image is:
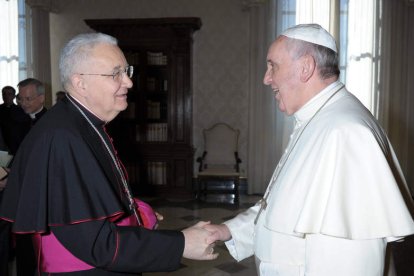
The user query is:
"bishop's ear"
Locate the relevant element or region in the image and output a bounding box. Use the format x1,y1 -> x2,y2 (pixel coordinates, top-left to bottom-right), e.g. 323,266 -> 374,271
71,74 -> 87,96
300,54 -> 316,82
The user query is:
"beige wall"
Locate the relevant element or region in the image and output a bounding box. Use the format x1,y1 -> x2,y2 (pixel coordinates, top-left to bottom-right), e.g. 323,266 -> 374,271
49,0 -> 250,175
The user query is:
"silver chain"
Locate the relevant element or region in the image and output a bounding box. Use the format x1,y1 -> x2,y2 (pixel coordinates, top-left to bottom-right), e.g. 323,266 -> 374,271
254,84 -> 344,224
66,95 -> 142,225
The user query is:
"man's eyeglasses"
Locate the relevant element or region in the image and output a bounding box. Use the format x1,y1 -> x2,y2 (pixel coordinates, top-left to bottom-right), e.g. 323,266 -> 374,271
17,94 -> 40,103
79,65 -> 134,82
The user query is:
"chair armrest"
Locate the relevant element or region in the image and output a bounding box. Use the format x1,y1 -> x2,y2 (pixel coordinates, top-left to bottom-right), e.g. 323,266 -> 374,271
234,152 -> 242,163
234,152 -> 242,172
196,151 -> 207,172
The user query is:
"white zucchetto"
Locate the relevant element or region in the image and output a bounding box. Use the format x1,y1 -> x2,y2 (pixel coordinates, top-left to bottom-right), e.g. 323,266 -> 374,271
281,24 -> 338,53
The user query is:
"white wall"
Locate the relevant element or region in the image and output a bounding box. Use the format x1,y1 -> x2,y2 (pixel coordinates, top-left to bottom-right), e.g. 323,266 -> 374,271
49,0 -> 250,175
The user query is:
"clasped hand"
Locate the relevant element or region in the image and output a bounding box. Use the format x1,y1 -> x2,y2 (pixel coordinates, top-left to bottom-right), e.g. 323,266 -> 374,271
181,221 -> 219,260
181,221 -> 232,261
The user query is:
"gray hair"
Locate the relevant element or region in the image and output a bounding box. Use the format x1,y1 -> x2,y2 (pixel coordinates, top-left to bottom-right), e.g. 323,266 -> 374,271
17,78 -> 45,95
59,32 -> 118,90
284,37 -> 340,80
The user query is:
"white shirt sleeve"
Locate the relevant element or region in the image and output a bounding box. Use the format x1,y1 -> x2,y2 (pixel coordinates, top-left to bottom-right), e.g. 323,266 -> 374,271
223,204 -> 260,262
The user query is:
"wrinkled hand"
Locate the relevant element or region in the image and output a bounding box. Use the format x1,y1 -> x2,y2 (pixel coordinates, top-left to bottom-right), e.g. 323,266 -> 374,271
151,212 -> 164,229
203,223 -> 232,244
181,221 -> 219,260
155,212 -> 164,222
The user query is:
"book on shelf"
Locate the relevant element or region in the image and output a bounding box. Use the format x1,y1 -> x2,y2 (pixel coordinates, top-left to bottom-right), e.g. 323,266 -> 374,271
147,161 -> 167,185
125,52 -> 140,66
147,52 -> 167,65
146,123 -> 168,142
146,77 -> 168,92
146,101 -> 161,120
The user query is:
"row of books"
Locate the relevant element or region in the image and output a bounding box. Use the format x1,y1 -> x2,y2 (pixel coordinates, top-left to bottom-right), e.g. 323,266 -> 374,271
135,123 -> 168,142
147,52 -> 167,65
125,52 -> 140,65
122,52 -> 169,66
147,123 -> 168,141
121,100 -> 167,120
147,77 -> 168,92
147,161 -> 167,185
146,100 -> 166,120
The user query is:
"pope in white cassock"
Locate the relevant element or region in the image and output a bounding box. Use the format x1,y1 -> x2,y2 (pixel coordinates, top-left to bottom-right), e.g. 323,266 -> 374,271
204,24 -> 414,276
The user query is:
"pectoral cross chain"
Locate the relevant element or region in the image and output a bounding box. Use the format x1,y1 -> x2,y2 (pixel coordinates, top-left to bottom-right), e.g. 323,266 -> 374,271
254,198 -> 268,224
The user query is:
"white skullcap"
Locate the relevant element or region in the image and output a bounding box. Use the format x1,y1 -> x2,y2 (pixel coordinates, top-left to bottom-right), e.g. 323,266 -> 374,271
281,23 -> 337,53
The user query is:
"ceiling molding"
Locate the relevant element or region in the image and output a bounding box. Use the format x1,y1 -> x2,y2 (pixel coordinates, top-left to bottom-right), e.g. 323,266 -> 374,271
240,0 -> 267,11
25,0 -> 59,13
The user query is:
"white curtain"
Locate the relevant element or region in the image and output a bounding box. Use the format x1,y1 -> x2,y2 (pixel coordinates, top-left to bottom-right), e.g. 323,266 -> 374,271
25,0 -> 54,107
240,0 -> 414,195
246,0 -> 296,194
0,0 -> 19,96
345,0 -> 379,112
296,0 -> 331,30
246,0 -> 341,194
296,0 -> 340,40
245,0 -> 279,194
296,0 -> 381,114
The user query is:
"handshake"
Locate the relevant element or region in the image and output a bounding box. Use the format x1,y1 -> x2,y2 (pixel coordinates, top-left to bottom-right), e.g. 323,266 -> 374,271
181,221 -> 232,261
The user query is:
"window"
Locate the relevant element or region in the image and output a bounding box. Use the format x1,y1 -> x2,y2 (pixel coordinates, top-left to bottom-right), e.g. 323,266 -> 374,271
0,0 -> 28,104
339,0 -> 348,83
18,0 -> 29,81
0,0 -> 19,100
276,0 -> 379,113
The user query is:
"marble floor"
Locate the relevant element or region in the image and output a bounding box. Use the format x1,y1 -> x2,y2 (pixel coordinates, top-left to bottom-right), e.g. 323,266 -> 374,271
8,194 -> 414,275
141,194 -> 414,276
142,194 -> 260,276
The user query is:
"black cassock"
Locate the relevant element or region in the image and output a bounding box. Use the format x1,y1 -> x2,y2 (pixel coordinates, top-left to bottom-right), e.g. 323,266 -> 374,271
0,96 -> 184,275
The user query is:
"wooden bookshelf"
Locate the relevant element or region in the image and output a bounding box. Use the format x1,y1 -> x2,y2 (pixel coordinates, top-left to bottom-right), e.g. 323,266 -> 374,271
85,18 -> 201,197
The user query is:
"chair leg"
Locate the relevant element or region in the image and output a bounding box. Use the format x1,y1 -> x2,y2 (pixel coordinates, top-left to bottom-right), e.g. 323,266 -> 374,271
234,177 -> 240,204
194,179 -> 199,199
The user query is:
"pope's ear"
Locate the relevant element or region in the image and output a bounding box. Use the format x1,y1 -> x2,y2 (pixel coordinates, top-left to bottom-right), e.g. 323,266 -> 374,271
300,54 -> 316,82
71,74 -> 87,95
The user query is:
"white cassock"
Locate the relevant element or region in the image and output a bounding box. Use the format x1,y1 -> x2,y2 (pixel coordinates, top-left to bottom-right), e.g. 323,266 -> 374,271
224,81 -> 414,276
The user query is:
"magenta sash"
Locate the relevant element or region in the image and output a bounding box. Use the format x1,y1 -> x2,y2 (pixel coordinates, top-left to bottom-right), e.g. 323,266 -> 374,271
33,199 -> 157,273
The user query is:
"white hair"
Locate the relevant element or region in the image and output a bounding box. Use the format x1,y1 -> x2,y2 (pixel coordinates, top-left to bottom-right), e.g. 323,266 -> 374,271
59,32 -> 118,90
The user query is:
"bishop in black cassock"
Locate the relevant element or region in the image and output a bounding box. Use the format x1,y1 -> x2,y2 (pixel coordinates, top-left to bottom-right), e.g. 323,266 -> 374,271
0,95 -> 184,275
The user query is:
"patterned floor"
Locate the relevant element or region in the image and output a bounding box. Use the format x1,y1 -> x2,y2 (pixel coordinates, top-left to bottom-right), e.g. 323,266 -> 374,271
8,194 -> 414,275
142,195 -> 414,276
142,195 -> 260,276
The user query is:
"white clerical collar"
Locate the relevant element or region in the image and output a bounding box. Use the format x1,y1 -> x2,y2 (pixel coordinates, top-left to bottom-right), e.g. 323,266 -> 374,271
294,81 -> 343,124
29,106 -> 44,119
